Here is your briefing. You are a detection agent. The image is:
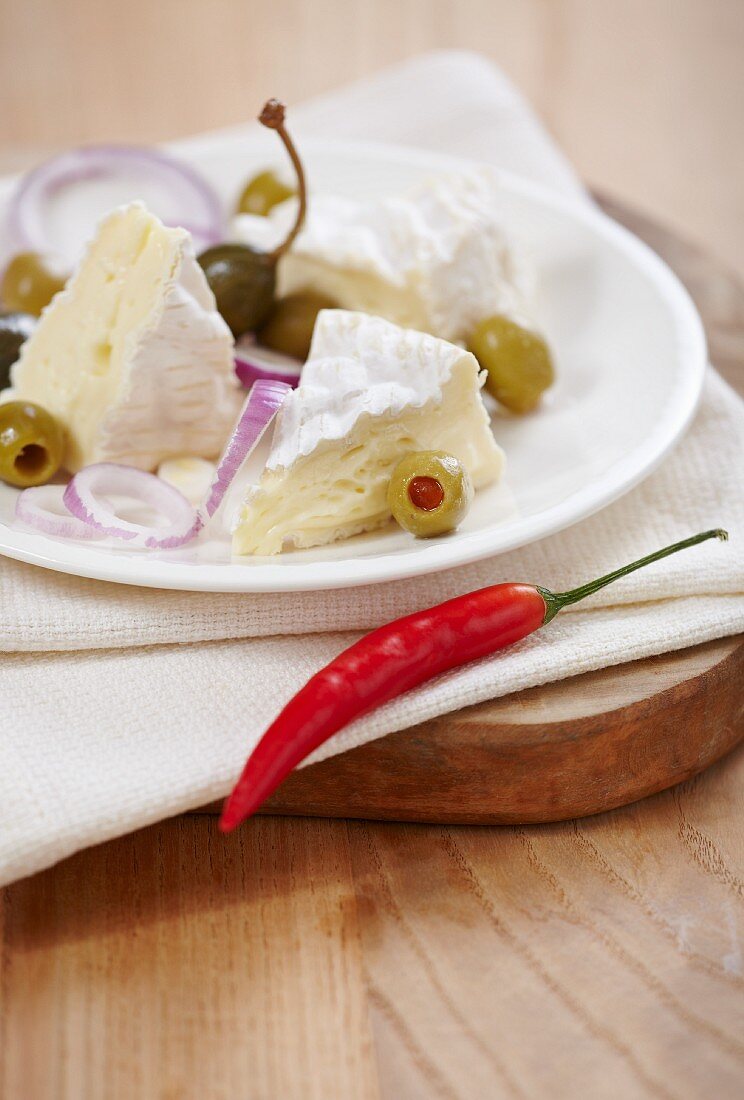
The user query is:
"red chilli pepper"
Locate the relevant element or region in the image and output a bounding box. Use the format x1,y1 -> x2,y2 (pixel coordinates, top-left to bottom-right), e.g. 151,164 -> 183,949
220,529 -> 728,831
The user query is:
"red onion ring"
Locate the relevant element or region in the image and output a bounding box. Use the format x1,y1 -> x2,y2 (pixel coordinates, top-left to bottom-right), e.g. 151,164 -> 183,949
6,145 -> 224,259
63,464 -> 203,550
15,485 -> 104,541
201,378 -> 292,520
235,339 -> 302,390
20,380 -> 291,549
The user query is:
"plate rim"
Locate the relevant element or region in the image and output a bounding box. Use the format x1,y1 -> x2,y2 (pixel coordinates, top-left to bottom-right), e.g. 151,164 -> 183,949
0,139 -> 707,593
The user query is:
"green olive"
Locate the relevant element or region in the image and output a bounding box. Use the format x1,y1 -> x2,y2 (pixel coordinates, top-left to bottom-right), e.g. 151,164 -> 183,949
1,252 -> 67,316
0,312 -> 36,389
197,243 -> 276,337
387,451 -> 473,538
257,291 -> 338,361
237,170 -> 296,216
0,400 -> 65,487
467,315 -> 554,414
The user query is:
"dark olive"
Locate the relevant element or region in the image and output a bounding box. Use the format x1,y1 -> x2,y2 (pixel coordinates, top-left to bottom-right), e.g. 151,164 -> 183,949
1,252 -> 67,316
200,99 -> 307,338
257,291 -> 338,360
198,244 -> 277,337
0,312 -> 36,389
237,170 -> 295,216
467,314 -> 554,414
0,400 -> 65,487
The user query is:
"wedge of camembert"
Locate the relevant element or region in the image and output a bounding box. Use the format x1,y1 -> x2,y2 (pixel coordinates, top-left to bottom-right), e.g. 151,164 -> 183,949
233,310 -> 504,555
2,202 -> 241,472
233,170 -> 530,343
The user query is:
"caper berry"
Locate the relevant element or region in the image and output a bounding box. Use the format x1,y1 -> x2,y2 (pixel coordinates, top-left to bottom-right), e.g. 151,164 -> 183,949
387,451 -> 473,538
237,170 -> 295,217
200,100 -> 308,338
1,252 -> 67,316
257,291 -> 338,361
198,243 -> 277,336
0,312 -> 36,389
0,400 -> 65,488
468,315 -> 554,414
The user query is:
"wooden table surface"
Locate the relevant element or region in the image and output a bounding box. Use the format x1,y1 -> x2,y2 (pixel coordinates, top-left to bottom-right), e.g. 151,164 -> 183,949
1,4 -> 743,1097
1,0 -> 743,281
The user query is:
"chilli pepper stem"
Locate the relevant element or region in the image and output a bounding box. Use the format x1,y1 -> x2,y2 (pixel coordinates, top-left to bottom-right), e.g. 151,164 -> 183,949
539,528 -> 729,623
258,98 -> 307,263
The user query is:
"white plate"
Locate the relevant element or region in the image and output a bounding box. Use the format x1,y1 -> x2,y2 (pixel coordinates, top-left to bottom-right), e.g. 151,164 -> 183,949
0,137 -> 706,592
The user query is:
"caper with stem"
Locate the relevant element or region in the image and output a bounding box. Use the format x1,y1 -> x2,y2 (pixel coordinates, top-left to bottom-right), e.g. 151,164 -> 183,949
198,99 -> 307,337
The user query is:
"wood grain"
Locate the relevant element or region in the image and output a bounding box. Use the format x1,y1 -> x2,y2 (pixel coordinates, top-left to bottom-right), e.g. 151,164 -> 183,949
1,756 -> 742,1100
0,817 -> 380,1100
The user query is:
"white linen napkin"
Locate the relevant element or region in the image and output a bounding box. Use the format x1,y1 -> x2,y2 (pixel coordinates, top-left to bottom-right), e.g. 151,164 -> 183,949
1,51 -> 742,888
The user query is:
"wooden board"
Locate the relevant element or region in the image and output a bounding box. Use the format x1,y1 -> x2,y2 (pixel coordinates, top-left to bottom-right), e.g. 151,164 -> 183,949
251,636 -> 744,823
200,194 -> 744,826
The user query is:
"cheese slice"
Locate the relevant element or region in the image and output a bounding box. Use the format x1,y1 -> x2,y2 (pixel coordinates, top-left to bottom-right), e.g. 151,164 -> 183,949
233,310 -> 504,556
2,202 -> 241,473
233,170 -> 530,343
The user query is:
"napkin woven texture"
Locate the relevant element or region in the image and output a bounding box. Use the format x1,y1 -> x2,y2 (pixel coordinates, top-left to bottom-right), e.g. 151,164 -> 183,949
1,51 -> 742,887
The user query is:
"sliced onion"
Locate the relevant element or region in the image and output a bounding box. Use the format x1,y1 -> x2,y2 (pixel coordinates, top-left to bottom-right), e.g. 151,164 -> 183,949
235,338 -> 302,390
6,145 -> 224,260
201,378 -> 292,520
15,484 -> 104,540
63,463 -> 203,550
30,382 -> 290,549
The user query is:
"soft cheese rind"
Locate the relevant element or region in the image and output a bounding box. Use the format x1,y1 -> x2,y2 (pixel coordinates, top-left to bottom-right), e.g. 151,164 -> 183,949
2,202 -> 241,472
233,310 -> 504,556
233,170 -> 530,342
